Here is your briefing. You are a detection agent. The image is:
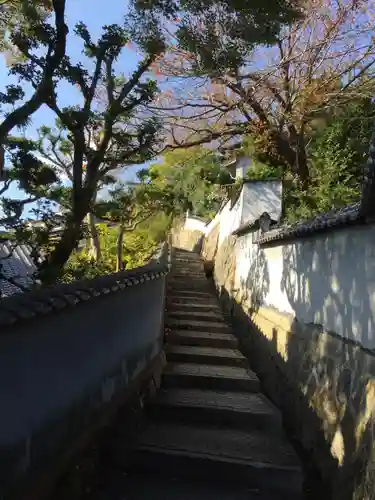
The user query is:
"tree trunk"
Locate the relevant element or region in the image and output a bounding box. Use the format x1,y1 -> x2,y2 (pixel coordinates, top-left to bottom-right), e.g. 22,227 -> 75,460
38,191 -> 91,284
360,129 -> 375,218
295,126 -> 310,189
116,224 -> 125,272
272,129 -> 310,187
38,216 -> 85,284
87,211 -> 101,262
296,143 -> 309,190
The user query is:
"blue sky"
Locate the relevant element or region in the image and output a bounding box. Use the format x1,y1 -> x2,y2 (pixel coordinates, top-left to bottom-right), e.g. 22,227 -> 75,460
0,0 -> 151,209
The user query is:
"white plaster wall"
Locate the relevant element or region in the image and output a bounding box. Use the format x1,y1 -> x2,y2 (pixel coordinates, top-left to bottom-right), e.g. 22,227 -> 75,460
241,181 -> 282,226
204,210 -> 221,236
234,231 -> 254,293
218,197 -> 243,247
203,180 -> 282,249
184,217 -> 208,233
192,199 -> 237,249
236,157 -> 252,179
234,224 -> 375,349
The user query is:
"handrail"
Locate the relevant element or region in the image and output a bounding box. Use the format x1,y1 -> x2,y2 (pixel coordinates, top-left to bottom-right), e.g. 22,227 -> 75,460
0,240 -> 171,330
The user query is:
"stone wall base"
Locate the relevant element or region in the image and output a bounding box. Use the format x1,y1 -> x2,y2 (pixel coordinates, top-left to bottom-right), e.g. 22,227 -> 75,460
171,227 -> 203,252
217,285 -> 375,500
203,228 -> 375,499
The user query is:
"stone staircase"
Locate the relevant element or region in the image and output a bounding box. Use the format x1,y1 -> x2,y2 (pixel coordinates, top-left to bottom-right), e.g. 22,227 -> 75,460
68,249 -> 303,499
119,249 -> 303,499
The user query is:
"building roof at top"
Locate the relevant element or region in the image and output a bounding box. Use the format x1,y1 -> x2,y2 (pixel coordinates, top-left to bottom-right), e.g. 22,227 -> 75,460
257,202 -> 363,245
232,214 -> 278,236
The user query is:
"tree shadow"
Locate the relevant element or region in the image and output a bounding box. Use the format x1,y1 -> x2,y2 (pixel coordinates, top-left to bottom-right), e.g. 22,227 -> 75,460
193,236 -> 203,253
212,227 -> 375,499
280,228 -> 375,499
280,228 -> 375,347
217,285 -> 334,499
243,245 -> 270,312
241,181 -> 282,226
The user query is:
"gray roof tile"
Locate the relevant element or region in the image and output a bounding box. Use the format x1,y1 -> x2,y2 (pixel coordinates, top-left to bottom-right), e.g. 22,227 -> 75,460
258,202 -> 362,245
0,240 -> 37,297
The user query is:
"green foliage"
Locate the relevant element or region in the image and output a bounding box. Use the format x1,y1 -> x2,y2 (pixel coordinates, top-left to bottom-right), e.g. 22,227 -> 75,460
232,98 -> 374,223
0,134 -> 63,255
245,162 -> 282,181
223,137 -> 283,182
61,250 -> 113,283
1,2 -> 169,283
241,145 -> 283,181
0,0 -> 52,61
120,214 -> 169,266
282,99 -> 375,222
240,135 -> 287,173
94,186 -> 137,225
142,147 -> 232,219
60,144 -> 228,283
131,0 -> 301,76
60,214 -> 170,282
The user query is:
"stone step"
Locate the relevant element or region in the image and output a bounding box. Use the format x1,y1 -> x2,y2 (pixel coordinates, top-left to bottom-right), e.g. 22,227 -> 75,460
165,344 -> 248,368
174,257 -> 202,264
174,262 -> 202,266
171,276 -> 207,282
172,271 -> 204,277
172,273 -> 204,278
167,302 -> 221,313
172,269 -> 204,274
168,289 -> 214,297
173,262 -> 204,266
163,363 -> 260,392
174,251 -> 201,256
120,473 -> 292,499
172,273 -> 205,278
168,309 -> 226,323
168,289 -> 216,298
168,283 -> 214,293
173,259 -> 203,265
150,388 -> 282,432
168,295 -> 219,306
130,423 -> 302,495
174,252 -> 201,258
166,329 -> 238,349
169,281 -> 210,289
172,258 -> 203,269
173,262 -> 203,267
166,318 -> 232,334
172,280 -> 209,286
169,274 -> 207,280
